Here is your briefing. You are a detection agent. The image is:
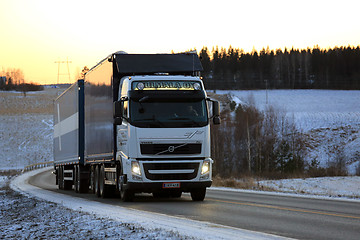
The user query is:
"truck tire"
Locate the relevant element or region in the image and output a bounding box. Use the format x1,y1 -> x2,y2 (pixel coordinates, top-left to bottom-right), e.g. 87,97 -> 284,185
75,165 -> 89,193
118,174 -> 134,202
61,166 -> 72,190
190,188 -> 206,201
99,165 -> 111,198
94,165 -> 100,197
63,172 -> 73,190
89,166 -> 95,194
74,165 -> 79,193
58,167 -> 63,190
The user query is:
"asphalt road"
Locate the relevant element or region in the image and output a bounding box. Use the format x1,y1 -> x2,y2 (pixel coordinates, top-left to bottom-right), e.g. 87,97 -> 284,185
29,170 -> 360,240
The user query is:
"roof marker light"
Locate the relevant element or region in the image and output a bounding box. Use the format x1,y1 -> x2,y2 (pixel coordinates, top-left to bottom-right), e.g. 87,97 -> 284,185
193,82 -> 201,90
137,82 -> 145,90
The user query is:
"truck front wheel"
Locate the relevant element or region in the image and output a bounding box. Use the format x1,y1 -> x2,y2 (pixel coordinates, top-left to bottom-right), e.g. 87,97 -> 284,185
118,174 -> 134,202
190,188 -> 206,201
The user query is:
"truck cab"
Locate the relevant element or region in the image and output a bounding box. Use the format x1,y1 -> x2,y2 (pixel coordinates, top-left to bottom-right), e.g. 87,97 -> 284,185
115,75 -> 220,201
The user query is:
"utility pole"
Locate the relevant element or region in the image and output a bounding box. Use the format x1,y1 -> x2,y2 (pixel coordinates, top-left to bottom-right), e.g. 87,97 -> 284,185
54,57 -> 72,85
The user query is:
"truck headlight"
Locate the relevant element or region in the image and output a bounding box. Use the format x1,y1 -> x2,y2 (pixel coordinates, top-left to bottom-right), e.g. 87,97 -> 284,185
131,161 -> 141,176
201,160 -> 210,175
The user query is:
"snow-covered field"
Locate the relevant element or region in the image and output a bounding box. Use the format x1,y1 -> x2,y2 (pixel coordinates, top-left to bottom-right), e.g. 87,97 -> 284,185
0,114 -> 53,170
0,89 -> 55,170
216,90 -> 360,174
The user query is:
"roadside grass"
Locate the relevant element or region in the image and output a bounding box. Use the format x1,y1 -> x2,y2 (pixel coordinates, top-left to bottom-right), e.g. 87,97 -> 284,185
212,175 -> 276,191
0,88 -> 60,115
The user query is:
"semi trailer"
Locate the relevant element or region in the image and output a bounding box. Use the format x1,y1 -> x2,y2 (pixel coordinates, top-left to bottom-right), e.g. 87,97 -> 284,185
53,51 -> 220,201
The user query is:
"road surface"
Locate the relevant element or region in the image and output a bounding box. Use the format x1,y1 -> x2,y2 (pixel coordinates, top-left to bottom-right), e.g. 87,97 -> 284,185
29,169 -> 360,240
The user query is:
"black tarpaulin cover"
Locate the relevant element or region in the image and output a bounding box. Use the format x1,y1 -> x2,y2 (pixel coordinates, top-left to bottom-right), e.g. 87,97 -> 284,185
114,53 -> 203,74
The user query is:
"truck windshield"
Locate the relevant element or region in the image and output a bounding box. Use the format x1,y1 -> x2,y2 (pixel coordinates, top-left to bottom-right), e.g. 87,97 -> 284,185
130,99 -> 208,128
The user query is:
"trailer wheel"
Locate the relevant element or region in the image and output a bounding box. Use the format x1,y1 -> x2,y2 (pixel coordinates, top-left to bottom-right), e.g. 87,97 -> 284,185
63,169 -> 73,190
60,166 -> 72,190
99,165 -> 111,198
190,188 -> 206,201
94,165 -> 100,197
74,165 -> 79,193
89,166 -> 95,194
58,166 -> 63,190
118,174 -> 134,202
75,165 -> 89,193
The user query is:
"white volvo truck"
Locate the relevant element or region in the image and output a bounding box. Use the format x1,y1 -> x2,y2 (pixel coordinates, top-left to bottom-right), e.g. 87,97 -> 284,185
54,52 -> 220,201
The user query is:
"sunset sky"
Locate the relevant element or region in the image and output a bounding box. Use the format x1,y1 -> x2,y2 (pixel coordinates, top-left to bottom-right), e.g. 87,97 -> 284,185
1,0 -> 359,84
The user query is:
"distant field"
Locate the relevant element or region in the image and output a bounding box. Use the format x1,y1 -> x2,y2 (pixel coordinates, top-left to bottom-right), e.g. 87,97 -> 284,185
0,88 -> 59,170
0,88 -> 60,115
216,89 -> 360,132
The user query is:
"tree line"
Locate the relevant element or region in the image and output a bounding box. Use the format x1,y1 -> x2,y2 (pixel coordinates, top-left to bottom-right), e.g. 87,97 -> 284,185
199,45 -> 360,90
0,68 -> 43,92
211,101 -> 307,178
210,97 -> 350,178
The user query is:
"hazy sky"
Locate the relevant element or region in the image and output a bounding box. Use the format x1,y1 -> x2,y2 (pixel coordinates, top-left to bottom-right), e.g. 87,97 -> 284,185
1,0 -> 359,84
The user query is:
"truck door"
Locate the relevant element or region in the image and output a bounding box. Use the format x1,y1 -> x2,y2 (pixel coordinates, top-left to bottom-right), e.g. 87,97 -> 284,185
117,98 -> 129,156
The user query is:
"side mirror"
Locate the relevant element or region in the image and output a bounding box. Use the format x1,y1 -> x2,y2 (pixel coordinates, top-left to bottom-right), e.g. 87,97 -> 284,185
207,98 -> 221,125
213,101 -> 220,117
213,116 -> 221,125
113,101 -> 122,118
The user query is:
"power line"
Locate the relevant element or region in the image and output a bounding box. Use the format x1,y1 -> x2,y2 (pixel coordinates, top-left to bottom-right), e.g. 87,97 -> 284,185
54,57 -> 72,85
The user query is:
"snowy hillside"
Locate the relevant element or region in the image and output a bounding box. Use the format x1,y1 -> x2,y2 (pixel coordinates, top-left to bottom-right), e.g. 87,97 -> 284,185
216,90 -> 360,174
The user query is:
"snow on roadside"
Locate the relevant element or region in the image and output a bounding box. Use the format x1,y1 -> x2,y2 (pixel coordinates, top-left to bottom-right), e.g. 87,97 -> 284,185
0,176 -> 8,188
258,176 -> 360,199
0,173 -> 186,240
9,168 -> 288,240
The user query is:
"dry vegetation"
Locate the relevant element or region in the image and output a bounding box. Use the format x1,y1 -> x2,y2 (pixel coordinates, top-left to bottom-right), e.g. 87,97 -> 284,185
212,175 -> 276,191
0,88 -> 61,115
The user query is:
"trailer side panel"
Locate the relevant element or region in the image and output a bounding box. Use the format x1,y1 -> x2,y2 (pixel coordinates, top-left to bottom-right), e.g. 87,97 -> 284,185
54,81 -> 84,165
84,59 -> 114,163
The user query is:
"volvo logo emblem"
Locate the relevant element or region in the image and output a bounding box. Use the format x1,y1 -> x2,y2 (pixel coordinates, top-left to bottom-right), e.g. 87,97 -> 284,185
168,146 -> 175,152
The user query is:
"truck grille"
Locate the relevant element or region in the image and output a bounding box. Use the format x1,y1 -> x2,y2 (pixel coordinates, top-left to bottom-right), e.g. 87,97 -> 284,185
143,162 -> 199,180
140,143 -> 201,155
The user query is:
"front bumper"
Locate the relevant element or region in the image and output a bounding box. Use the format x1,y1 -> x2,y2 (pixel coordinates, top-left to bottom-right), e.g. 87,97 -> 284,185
125,180 -> 212,193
